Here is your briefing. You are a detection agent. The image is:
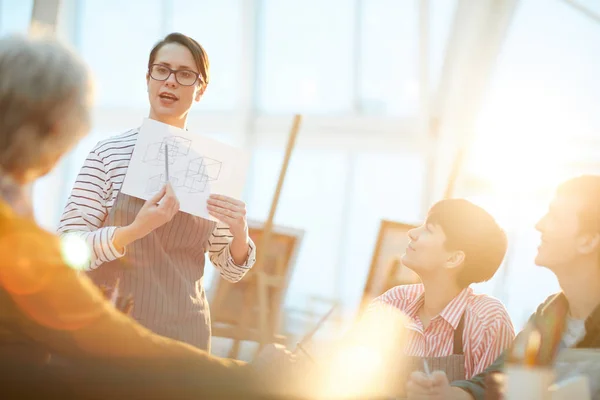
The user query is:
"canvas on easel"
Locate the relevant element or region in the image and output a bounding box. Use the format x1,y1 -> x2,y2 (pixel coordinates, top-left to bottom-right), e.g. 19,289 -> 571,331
359,220 -> 420,315
209,220 -> 304,358
208,115 -> 303,359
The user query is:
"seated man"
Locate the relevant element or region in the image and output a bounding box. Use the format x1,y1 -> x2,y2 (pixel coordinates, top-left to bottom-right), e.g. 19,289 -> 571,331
407,176 -> 600,400
368,199 -> 514,390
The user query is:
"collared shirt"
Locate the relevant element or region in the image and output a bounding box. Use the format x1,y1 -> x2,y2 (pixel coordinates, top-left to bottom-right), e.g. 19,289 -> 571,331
57,128 -> 256,281
369,284 -> 515,379
563,314 -> 586,348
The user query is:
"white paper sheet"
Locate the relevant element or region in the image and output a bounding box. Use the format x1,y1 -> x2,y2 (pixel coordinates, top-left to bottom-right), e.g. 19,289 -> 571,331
121,118 -> 251,221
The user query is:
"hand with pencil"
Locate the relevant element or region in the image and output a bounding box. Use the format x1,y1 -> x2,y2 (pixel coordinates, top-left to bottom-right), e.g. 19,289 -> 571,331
406,363 -> 454,400
112,145 -> 180,251
113,182 -> 180,250
133,182 -> 180,235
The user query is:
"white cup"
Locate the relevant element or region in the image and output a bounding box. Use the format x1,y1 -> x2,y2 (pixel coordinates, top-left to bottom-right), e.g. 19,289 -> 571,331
505,365 -> 555,400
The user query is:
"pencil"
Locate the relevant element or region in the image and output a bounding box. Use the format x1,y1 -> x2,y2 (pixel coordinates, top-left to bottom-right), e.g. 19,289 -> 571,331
423,359 -> 431,377
164,143 -> 170,183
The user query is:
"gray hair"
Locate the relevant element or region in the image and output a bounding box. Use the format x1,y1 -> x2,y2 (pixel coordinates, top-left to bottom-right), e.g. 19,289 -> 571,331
0,34 -> 93,174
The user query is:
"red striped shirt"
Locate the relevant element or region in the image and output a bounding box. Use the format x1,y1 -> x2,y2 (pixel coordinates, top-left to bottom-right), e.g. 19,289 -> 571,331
369,284 -> 515,379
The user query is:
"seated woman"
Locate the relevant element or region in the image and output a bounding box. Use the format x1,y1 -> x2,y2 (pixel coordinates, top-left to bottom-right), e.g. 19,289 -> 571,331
367,199 -> 515,390
0,35 -> 282,399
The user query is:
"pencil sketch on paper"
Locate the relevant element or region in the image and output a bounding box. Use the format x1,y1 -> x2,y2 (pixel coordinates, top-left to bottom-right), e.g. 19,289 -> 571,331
120,117 -> 250,221
143,136 -> 191,166
143,136 -> 223,195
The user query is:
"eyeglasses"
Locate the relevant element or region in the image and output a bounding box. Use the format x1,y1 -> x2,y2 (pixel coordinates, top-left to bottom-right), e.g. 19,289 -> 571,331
148,64 -> 203,86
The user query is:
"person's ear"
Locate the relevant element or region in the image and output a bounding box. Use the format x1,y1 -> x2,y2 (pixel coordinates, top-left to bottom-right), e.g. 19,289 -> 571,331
445,250 -> 465,270
195,84 -> 206,102
578,232 -> 600,256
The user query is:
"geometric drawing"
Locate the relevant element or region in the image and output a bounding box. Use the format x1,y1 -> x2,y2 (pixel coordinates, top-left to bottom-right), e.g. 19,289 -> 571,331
188,156 -> 222,181
146,172 -> 180,194
171,169 -> 208,193
143,136 -> 191,167
141,134 -> 222,195
163,136 -> 192,156
171,156 -> 222,194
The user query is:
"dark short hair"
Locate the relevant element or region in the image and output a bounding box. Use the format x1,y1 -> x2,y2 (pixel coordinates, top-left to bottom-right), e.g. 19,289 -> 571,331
426,199 -> 507,288
555,175 -> 600,235
148,32 -> 210,85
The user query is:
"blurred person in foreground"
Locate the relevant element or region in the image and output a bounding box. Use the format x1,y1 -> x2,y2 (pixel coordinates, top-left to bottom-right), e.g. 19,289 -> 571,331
366,199 -> 513,396
408,176 -> 600,400
0,34 -> 290,400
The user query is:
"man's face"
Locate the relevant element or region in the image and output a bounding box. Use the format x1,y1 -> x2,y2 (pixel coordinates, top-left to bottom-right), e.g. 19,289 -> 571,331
401,222 -> 458,275
535,193 -> 590,271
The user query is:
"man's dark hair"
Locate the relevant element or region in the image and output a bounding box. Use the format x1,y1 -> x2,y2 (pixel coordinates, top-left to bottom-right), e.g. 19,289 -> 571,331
426,198 -> 507,288
148,32 -> 210,85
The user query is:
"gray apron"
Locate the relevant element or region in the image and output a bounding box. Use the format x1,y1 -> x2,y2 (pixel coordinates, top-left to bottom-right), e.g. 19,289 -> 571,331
86,192 -> 216,352
393,313 -> 467,397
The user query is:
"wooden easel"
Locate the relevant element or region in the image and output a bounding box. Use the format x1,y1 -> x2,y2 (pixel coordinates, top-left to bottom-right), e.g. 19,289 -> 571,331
29,0 -> 61,35
254,114 -> 302,348
210,115 -> 303,358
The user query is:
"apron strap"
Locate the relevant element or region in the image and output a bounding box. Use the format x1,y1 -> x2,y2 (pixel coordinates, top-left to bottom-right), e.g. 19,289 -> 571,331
452,312 -> 465,355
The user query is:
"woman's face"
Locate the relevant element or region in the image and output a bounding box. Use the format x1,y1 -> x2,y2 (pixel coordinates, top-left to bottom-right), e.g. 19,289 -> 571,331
146,43 -> 205,128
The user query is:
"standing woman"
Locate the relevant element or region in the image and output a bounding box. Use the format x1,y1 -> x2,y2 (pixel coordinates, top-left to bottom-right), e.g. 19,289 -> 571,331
58,32 -> 256,352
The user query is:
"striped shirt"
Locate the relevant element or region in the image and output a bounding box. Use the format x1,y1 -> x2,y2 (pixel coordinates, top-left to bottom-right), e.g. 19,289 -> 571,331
369,284 -> 515,379
57,128 -> 256,280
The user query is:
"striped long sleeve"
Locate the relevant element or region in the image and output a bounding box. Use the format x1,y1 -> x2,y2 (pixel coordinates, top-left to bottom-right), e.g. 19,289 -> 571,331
58,130 -> 256,276
58,148 -> 125,270
208,222 -> 256,282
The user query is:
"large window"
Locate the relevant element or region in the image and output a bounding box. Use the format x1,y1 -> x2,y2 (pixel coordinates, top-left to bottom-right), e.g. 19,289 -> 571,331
78,0 -> 164,108
78,0 -> 244,111
171,0 -> 244,111
239,145 -> 425,320
340,152 -> 425,316
462,0 -> 600,329
358,0 -> 418,116
359,0 -> 457,116
256,0 -> 356,114
244,146 -> 350,308
0,0 -> 33,35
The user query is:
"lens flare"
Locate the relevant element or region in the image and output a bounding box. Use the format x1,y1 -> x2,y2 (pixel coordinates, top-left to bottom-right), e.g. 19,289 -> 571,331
60,234 -> 90,271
